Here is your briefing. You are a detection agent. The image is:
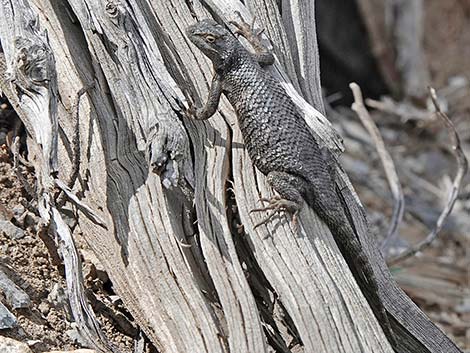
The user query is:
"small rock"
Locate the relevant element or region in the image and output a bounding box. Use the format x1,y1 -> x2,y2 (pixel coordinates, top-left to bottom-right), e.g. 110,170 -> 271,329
0,270 -> 31,309
81,250 -> 109,283
0,302 -> 17,330
38,301 -> 50,316
0,176 -> 12,187
26,340 -> 42,348
60,207 -> 77,229
0,336 -> 32,353
11,205 -> 25,219
48,283 -> 67,307
65,323 -> 89,347
16,210 -> 36,229
0,220 -> 25,240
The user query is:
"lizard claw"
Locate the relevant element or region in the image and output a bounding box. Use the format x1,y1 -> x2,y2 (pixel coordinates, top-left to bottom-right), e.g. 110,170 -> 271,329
257,195 -> 279,204
253,210 -> 279,229
250,195 -> 281,213
230,12 -> 264,42
186,102 -> 201,120
251,196 -> 301,230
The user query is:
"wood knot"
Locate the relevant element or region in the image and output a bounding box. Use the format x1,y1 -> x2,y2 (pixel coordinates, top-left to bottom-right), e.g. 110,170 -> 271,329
14,38 -> 54,89
105,0 -> 121,19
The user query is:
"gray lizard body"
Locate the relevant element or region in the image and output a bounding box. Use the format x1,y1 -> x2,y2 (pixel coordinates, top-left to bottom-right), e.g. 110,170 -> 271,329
186,18 -> 394,343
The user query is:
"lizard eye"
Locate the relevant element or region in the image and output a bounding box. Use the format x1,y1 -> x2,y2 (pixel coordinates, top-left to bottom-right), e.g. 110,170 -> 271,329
205,35 -> 216,43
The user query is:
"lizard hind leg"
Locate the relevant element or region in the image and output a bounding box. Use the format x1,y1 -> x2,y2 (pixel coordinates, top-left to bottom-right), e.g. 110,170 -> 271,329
251,171 -> 306,230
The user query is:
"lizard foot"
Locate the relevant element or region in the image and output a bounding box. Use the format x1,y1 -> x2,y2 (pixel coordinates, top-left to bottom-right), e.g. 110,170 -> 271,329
230,11 -> 265,43
251,196 -> 300,230
186,102 -> 200,119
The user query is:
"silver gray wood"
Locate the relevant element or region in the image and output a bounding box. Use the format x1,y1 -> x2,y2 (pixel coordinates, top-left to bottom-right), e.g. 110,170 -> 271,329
0,0 -> 462,352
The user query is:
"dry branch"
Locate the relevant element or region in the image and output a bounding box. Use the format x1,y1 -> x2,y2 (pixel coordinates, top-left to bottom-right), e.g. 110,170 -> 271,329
365,96 -> 430,122
350,82 -> 405,254
388,87 -> 468,265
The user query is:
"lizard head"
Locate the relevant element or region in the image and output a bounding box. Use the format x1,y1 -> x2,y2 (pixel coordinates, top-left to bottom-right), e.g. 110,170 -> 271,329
186,19 -> 238,66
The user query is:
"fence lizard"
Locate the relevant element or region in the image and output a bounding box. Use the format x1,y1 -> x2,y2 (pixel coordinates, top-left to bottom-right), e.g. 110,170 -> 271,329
186,17 -> 395,344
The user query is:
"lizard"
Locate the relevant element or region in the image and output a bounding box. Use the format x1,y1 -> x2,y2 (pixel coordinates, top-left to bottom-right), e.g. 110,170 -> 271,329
185,16 -> 395,344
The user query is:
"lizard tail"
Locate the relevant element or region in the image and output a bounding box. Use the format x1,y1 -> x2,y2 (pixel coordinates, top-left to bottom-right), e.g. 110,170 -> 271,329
304,187 -> 395,343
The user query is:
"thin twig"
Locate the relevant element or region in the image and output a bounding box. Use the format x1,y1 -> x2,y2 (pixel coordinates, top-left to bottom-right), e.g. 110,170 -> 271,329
54,178 -> 108,229
365,97 -> 430,122
350,83 -> 405,253
7,118 -> 34,169
388,87 -> 468,265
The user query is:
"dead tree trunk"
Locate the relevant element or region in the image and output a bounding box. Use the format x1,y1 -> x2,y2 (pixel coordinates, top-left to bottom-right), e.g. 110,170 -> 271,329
0,0 -> 462,352
356,0 -> 431,99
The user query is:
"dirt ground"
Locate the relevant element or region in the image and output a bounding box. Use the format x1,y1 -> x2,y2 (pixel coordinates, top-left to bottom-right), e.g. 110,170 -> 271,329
0,1 -> 469,352
0,153 -> 135,352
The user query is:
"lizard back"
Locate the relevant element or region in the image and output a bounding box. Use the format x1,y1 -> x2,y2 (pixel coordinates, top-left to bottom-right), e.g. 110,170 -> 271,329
222,46 -> 333,188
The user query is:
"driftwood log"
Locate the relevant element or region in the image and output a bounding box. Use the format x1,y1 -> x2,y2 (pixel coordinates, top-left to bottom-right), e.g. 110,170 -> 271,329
0,1 -> 463,352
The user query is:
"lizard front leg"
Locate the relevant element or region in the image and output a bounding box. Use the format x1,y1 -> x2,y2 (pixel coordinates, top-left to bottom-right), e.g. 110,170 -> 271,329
189,73 -> 223,120
251,171 -> 306,229
230,12 -> 275,67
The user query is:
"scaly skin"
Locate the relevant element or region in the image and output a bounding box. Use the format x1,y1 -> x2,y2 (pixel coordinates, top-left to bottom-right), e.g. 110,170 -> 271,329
186,17 -> 395,344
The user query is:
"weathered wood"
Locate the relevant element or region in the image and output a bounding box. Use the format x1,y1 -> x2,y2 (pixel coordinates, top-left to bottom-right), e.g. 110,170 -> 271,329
42,1 -> 228,351
280,0 -> 325,114
355,0 -> 400,95
356,0 -> 430,98
389,0 -> 430,99
243,0 -> 303,97
0,0 -> 463,352
0,1 -> 114,351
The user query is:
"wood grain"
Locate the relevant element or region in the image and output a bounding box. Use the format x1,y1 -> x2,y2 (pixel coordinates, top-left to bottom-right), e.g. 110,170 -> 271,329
0,0 -> 463,352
